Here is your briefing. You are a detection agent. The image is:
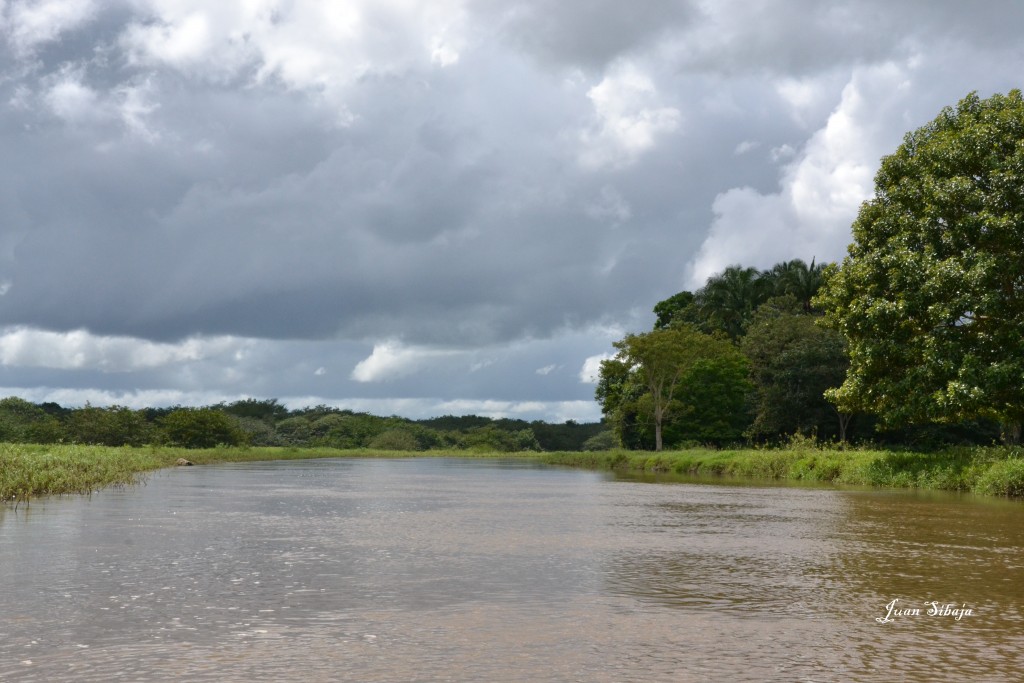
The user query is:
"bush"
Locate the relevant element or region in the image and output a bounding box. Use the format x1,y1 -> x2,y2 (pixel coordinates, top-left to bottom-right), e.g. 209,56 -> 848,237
368,428 -> 423,451
974,459 -> 1024,497
67,405 -> 154,446
160,408 -> 247,449
0,397 -> 64,444
234,417 -> 283,446
582,430 -> 617,451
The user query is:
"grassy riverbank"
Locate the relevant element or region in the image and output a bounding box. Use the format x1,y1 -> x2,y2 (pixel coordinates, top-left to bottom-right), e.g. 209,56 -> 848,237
0,443 -> 400,502
3,441 -> 1024,502
536,444 -> 1024,498
0,443 -> 538,502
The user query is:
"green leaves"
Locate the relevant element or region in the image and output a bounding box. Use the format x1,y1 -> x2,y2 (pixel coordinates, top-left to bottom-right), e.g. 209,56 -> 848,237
599,326 -> 750,450
741,308 -> 849,440
817,90 -> 1024,433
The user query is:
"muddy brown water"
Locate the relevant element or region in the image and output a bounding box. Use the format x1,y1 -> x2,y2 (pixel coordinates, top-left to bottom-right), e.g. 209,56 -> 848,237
2,457 -> 1022,681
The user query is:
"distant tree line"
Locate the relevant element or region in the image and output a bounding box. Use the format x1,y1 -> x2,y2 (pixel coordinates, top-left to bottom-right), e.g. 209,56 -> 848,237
0,396 -> 608,451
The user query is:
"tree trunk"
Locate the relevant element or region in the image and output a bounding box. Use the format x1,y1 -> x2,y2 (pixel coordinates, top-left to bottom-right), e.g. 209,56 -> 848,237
1001,421 -> 1021,446
652,400 -> 665,451
837,412 -> 852,444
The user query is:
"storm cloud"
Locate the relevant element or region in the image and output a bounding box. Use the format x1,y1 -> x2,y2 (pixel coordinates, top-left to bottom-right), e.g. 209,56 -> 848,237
1,0 -> 1022,420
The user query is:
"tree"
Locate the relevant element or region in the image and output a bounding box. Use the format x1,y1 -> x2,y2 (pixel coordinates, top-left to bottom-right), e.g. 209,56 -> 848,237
276,416 -> 313,446
741,298 -> 851,441
582,430 -> 617,451
160,408 -> 247,448
308,413 -> 384,448
0,397 -> 63,443
601,326 -> 750,450
221,398 -> 289,423
459,425 -> 540,452
661,352 -> 751,445
368,428 -> 424,451
699,266 -> 773,340
595,355 -> 648,449
67,404 -> 153,446
234,416 -> 283,446
769,259 -> 827,313
816,90 -> 1024,441
653,291 -> 696,330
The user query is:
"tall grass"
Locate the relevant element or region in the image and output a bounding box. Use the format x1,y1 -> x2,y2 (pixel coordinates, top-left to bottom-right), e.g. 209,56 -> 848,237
0,443 -> 534,502
0,443 -> 356,502
5,441 -> 1024,502
536,443 -> 1024,498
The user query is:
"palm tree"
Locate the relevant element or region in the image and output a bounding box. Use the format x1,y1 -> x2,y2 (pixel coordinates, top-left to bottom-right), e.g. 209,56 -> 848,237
768,258 -> 827,313
698,266 -> 772,340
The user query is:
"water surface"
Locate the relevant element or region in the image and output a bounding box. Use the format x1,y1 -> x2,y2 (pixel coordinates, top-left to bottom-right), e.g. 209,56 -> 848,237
2,457 -> 1022,681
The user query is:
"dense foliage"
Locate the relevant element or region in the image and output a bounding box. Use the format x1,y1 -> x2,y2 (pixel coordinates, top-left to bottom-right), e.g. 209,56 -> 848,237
740,297 -> 850,441
603,253 -> 1000,450
599,327 -> 750,450
653,259 -> 827,340
817,91 -> 1024,442
601,259 -> 840,449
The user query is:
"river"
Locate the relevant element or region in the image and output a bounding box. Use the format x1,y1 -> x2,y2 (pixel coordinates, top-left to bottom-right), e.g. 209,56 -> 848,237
1,457 -> 1022,681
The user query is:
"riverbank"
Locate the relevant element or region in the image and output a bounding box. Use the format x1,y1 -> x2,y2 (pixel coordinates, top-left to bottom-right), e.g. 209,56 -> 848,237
0,443 -> 538,502
535,445 -> 1024,498
0,443 -> 375,502
3,442 -> 1024,501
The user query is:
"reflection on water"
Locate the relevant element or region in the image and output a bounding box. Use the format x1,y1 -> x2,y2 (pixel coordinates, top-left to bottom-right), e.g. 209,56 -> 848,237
2,458 -> 1023,681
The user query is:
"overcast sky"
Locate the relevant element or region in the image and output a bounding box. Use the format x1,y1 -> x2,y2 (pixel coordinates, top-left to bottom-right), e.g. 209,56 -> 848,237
0,0 -> 1022,422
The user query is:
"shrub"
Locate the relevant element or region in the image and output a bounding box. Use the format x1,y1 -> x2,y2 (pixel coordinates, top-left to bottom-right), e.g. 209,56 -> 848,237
368,428 -> 422,451
160,408 -> 246,449
974,459 -> 1024,497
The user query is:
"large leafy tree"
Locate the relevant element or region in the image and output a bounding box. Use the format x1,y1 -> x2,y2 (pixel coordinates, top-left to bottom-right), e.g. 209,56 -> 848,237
816,90 -> 1024,441
598,326 -> 750,450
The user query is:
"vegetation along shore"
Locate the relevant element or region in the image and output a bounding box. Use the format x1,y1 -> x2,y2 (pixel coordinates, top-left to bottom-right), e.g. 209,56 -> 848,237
4,441 -> 1024,503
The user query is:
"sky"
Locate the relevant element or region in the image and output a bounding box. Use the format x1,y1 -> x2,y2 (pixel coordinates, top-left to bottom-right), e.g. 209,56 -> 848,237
1,0 -> 1023,423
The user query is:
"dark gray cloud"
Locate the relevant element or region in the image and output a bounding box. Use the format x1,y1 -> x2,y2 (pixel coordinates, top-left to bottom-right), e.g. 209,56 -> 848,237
472,0 -> 697,69
0,1 -> 1021,419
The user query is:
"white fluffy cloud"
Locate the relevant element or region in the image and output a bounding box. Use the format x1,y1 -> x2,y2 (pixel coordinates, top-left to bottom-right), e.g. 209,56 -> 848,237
4,0 -> 96,53
351,340 -> 462,383
0,327 -> 246,371
579,63 -> 681,169
579,353 -> 612,384
119,0 -> 469,97
686,62 -> 915,287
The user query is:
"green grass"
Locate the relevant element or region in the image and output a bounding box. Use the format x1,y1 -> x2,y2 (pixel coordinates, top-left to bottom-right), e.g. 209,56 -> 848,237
4,442 -> 1024,502
0,443 -> 425,502
0,443 -> 545,502
534,444 -> 1024,498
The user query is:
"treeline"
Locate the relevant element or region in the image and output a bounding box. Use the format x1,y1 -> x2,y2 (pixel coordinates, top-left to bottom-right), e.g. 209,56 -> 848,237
599,259 -> 1001,450
0,397 -> 609,451
609,92 -> 1024,451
